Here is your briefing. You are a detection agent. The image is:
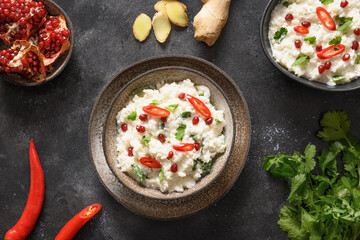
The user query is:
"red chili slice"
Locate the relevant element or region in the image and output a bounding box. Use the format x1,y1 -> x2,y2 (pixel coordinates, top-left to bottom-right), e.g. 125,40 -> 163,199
140,157 -> 162,168
55,203 -> 102,240
142,106 -> 170,117
317,44 -> 346,59
186,94 -> 211,118
293,26 -> 309,34
316,7 -> 336,31
173,143 -> 195,152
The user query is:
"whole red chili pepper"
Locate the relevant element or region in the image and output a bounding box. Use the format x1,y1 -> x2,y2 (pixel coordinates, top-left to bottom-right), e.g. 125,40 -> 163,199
55,203 -> 102,240
5,140 -> 45,240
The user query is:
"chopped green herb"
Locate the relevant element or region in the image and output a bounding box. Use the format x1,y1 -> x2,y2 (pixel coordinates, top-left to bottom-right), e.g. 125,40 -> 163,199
332,75 -> 345,83
283,1 -> 293,7
320,0 -> 334,5
190,134 -> 198,140
192,160 -> 198,171
179,111 -> 192,119
337,21 -> 352,32
329,36 -> 342,45
291,56 -> 310,67
175,124 -> 186,140
274,27 -> 288,44
159,123 -> 165,130
335,16 -> 353,24
159,166 -> 165,182
193,159 -> 212,176
199,92 -> 204,96
127,111 -> 137,121
304,36 -> 316,44
215,119 -> 222,124
165,104 -> 178,112
132,164 -> 146,181
142,135 -> 151,148
356,55 -> 360,64
149,100 -> 162,106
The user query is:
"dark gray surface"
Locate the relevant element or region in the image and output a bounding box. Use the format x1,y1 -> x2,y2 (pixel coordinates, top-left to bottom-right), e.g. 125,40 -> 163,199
0,0 -> 359,239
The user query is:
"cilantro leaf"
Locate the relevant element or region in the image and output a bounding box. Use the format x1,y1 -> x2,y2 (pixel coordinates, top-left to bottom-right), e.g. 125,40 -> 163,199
329,36 -> 342,45
165,104 -> 178,111
127,111 -> 137,121
159,122 -> 165,130
199,92 -> 204,96
149,100 -> 162,106
190,134 -> 198,140
355,55 -> 360,64
274,27 -> 288,44
304,144 -> 316,173
335,16 -> 353,24
132,164 -> 146,181
292,56 -> 310,67
159,166 -> 165,182
283,1 -> 293,7
317,111 -> 350,141
287,173 -> 307,205
142,135 -> 151,148
320,0 -> 334,5
332,75 -> 346,83
215,119 -> 222,124
337,21 -> 352,32
278,207 -> 308,240
179,111 -> 191,119
175,124 -> 186,140
304,36 -> 316,44
201,160 -> 212,176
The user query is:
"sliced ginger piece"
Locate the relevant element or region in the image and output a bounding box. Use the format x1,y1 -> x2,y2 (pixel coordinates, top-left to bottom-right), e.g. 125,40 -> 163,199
154,0 -> 187,13
152,12 -> 171,43
165,1 -> 188,27
133,13 -> 152,42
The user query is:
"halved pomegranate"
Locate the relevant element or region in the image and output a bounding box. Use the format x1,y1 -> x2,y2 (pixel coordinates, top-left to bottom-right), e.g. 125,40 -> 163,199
32,15 -> 70,66
0,0 -> 47,45
0,40 -> 46,81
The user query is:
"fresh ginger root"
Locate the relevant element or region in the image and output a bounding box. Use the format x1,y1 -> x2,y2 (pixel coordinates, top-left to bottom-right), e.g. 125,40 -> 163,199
133,13 -> 152,42
193,0 -> 231,46
154,0 -> 187,13
152,12 -> 171,43
165,1 -> 188,27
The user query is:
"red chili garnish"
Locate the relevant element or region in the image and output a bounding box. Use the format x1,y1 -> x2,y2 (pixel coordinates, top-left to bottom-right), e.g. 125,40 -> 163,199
140,157 -> 162,168
173,143 -> 195,152
186,94 -> 211,118
142,106 -> 170,117
195,143 -> 201,151
5,140 -> 45,240
54,203 -> 102,240
316,7 -> 336,31
171,164 -> 178,173
192,116 -> 199,125
317,44 -> 346,59
168,151 -> 174,159
293,26 -> 309,34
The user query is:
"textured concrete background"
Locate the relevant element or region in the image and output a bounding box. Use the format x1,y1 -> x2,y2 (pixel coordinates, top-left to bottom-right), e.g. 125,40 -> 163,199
1,0 -> 360,239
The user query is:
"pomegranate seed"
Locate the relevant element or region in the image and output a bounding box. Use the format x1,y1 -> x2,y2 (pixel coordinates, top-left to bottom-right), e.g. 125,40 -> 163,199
295,40 -> 302,48
343,54 -> 350,61
318,65 -> 326,74
316,45 -> 322,52
285,14 -> 293,21
139,114 -> 148,121
354,28 -> 360,36
121,123 -> 127,132
160,117 -> 167,122
340,0 -> 348,8
205,117 -> 213,125
324,61 -> 331,70
62,29 -> 70,37
136,125 -> 145,133
352,41 -> 359,50
178,93 -> 185,100
301,21 -> 311,28
158,134 -> 166,143
195,143 -> 201,151
171,164 -> 178,173
128,147 -> 133,157
168,151 -> 174,159
192,116 -> 199,125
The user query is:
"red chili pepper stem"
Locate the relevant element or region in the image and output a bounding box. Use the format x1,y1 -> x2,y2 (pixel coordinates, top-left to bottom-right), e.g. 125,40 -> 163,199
5,140 -> 45,240
55,203 -> 102,240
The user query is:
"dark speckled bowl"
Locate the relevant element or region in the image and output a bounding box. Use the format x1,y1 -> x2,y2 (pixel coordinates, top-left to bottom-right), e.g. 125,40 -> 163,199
260,0 -> 360,91
1,0 -> 73,86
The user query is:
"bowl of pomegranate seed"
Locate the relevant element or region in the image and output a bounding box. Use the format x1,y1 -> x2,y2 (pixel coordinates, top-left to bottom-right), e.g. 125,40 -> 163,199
261,0 -> 360,91
0,0 -> 73,86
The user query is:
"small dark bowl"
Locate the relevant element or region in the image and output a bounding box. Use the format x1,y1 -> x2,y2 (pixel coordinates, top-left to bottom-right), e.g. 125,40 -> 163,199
260,0 -> 360,91
0,0 -> 73,86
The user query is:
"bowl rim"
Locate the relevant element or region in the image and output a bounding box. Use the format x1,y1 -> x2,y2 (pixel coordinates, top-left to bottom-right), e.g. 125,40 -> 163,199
260,0 -> 360,92
1,0 -> 74,87
102,65 -> 236,200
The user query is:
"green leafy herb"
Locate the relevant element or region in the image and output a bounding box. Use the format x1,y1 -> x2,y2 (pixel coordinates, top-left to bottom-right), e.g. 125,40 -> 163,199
175,124 -> 186,140
283,1 -> 293,7
304,36 -> 316,44
193,159 -> 212,175
149,100 -> 162,106
142,135 -> 151,148
335,16 -> 353,24
159,166 -> 165,182
179,111 -> 192,119
337,21 -> 352,32
215,119 -> 222,124
292,56 -> 310,67
165,104 -> 178,112
355,55 -> 360,64
127,111 -> 137,121
274,27 -> 288,44
263,111 -> 360,240
191,134 -> 198,140
320,0 -> 334,5
132,164 -> 146,181
329,36 -> 342,45
159,123 -> 165,130
199,92 -> 204,96
332,75 -> 346,83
